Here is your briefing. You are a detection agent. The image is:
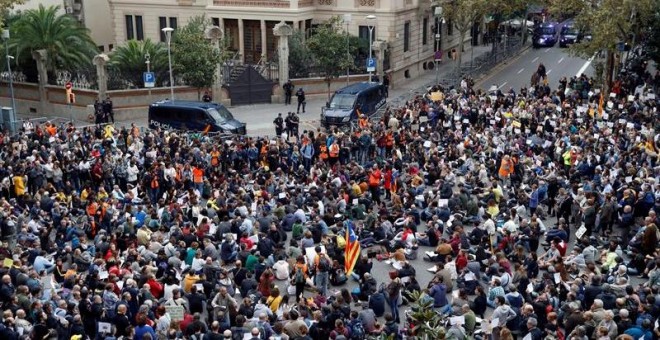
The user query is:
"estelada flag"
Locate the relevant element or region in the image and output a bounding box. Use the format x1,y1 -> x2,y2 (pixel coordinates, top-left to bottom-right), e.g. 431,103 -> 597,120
344,220 -> 361,275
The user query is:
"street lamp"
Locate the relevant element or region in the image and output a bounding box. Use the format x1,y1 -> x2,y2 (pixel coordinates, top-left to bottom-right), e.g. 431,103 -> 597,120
2,29 -> 16,119
366,14 -> 377,82
344,14 -> 352,87
145,52 -> 152,98
162,27 -> 175,100
435,33 -> 441,85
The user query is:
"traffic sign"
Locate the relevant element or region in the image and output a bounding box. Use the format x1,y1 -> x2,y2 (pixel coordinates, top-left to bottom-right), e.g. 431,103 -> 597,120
143,72 -> 155,88
65,82 -> 72,90
434,50 -> 443,61
366,58 -> 376,72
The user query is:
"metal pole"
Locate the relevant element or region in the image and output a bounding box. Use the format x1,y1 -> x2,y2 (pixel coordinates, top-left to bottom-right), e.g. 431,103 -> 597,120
3,30 -> 15,121
346,22 -> 350,86
368,26 -> 373,82
471,35 -> 474,70
435,22 -> 441,85
166,31 -> 175,100
145,53 -> 152,99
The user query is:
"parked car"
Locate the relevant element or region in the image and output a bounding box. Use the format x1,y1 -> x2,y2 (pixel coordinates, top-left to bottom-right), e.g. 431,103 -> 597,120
148,100 -> 246,134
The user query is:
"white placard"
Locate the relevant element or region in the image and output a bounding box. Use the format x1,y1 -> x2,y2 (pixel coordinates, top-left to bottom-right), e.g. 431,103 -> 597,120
305,246 -> 326,266
438,199 -> 448,207
352,198 -> 359,205
577,118 -> 583,123
98,322 -> 112,334
514,128 -> 521,134
607,122 -> 614,127
195,283 -> 204,292
594,134 -> 599,140
526,139 -> 532,145
278,192 -> 286,199
464,272 -> 476,281
490,120 -> 496,125
166,305 -> 185,321
526,282 -> 534,293
423,140 -> 432,148
420,127 -> 425,132
554,273 -> 561,283
628,95 -> 635,102
602,113 -> 609,120
523,333 -> 532,340
452,290 -> 460,299
625,176 -> 633,183
627,122 -> 634,129
450,315 -> 465,325
251,202 -> 257,216
98,271 -> 109,280
492,318 -> 500,328
116,280 -> 124,290
575,225 -> 587,239
619,104 -> 624,109
619,119 -> 627,124
648,94 -> 656,100
462,119 -> 469,124
607,101 -> 613,109
609,92 -> 616,98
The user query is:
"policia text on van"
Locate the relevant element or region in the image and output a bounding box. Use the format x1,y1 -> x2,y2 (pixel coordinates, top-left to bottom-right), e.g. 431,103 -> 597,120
320,82 -> 386,130
148,100 -> 247,135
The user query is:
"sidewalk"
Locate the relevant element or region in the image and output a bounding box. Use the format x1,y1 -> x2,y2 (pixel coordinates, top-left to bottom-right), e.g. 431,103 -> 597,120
239,45 -> 496,136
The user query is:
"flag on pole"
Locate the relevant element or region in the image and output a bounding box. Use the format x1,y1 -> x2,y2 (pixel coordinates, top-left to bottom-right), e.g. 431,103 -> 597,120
597,93 -> 604,117
344,220 -> 361,275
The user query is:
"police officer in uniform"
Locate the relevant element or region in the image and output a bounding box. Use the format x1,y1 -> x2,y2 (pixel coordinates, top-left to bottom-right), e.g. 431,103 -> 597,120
283,80 -> 294,105
296,88 -> 306,114
290,112 -> 300,139
273,113 -> 284,137
285,112 -> 295,139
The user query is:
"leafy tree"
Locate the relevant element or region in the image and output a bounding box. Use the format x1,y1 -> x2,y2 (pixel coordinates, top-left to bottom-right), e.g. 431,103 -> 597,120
11,4 -> 97,72
288,30 -> 313,78
549,0 -> 658,91
648,11 -> 660,65
443,0 -> 490,69
407,290 -> 447,338
171,15 -> 231,99
306,16 -> 357,100
0,0 -> 24,28
109,39 -> 168,88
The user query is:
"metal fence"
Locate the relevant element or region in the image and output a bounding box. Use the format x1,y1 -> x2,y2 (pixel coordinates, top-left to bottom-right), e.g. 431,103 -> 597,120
441,36 -> 525,88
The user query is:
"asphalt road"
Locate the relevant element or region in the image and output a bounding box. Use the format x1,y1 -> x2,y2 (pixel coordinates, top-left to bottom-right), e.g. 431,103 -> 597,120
477,43 -> 594,92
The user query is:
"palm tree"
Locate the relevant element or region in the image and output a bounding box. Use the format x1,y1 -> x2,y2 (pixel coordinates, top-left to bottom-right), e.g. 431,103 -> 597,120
109,39 -> 168,88
11,4 -> 97,73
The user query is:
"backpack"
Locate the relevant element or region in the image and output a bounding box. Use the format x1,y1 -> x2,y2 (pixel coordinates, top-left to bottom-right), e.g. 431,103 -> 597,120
294,266 -> 305,284
349,319 -> 365,340
318,256 -> 331,272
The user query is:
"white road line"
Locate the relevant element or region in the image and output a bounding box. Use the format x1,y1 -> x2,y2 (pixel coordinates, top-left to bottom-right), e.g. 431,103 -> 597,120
558,57 -> 564,64
532,57 -> 539,63
547,69 -> 552,75
576,54 -> 596,77
545,48 -> 551,52
517,68 -> 525,74
498,81 -> 508,89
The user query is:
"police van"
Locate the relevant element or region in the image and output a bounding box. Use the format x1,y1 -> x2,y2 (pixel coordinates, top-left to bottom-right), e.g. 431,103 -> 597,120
320,82 -> 386,130
148,100 -> 246,134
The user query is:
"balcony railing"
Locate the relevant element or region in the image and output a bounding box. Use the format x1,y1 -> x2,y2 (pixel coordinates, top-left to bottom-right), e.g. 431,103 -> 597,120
213,0 -> 290,7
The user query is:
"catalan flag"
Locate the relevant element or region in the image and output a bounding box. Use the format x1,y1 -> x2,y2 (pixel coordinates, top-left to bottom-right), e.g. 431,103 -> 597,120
344,220 -> 361,275
202,124 -> 211,135
597,93 -> 604,117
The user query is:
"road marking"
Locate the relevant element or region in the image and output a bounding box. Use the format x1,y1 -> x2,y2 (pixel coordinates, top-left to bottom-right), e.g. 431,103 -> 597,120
545,48 -> 551,52
532,57 -> 539,63
576,54 -> 596,77
558,57 -> 564,64
547,69 -> 552,75
517,68 -> 525,74
498,82 -> 507,89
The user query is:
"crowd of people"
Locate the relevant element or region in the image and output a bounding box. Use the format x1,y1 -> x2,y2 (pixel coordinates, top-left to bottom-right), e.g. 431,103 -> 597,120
0,56 -> 658,340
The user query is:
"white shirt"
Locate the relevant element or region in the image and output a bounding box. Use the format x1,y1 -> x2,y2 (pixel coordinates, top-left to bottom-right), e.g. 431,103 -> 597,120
127,165 -> 139,182
272,260 -> 290,280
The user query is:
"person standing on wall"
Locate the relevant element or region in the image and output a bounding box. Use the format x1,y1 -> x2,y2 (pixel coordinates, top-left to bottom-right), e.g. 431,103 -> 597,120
283,80 -> 294,105
296,88 -> 306,114
103,96 -> 114,124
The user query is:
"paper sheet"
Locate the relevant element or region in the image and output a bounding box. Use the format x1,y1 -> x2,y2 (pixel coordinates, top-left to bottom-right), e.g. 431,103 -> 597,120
98,322 -> 112,334
464,272 -> 476,281
450,315 -> 465,325
554,273 -> 561,284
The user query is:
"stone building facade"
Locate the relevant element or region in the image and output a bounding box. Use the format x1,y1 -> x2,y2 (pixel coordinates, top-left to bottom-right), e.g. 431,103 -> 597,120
107,0 -> 471,85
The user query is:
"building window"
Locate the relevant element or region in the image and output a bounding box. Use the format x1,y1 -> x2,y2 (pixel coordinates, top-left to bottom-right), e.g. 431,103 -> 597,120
422,17 -> 428,45
212,17 -> 220,27
125,15 -> 143,41
98,45 -> 105,52
109,44 -> 114,51
447,18 -> 453,36
358,26 -> 375,41
135,15 -> 143,40
125,15 -> 134,40
404,21 -> 410,52
159,17 -> 178,42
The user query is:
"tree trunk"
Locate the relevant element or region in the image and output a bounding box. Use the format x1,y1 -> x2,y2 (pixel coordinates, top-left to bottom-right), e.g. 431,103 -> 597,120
604,49 -> 614,95
458,31 -> 466,72
326,78 -> 332,102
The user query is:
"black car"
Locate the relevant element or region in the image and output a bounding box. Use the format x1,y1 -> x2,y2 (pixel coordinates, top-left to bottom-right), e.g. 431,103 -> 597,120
533,23 -> 558,48
559,24 -> 580,47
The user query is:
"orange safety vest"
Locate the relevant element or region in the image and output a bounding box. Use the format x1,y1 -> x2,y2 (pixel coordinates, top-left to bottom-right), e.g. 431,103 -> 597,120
319,145 -> 328,160
369,171 -> 380,187
359,118 -> 369,128
151,175 -> 160,189
329,144 -> 339,158
498,159 -> 512,178
210,151 -> 220,167
385,133 -> 394,147
192,168 -> 204,183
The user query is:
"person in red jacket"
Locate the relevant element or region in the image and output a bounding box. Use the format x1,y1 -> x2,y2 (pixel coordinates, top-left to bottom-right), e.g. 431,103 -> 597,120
146,274 -> 163,299
383,165 -> 393,200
